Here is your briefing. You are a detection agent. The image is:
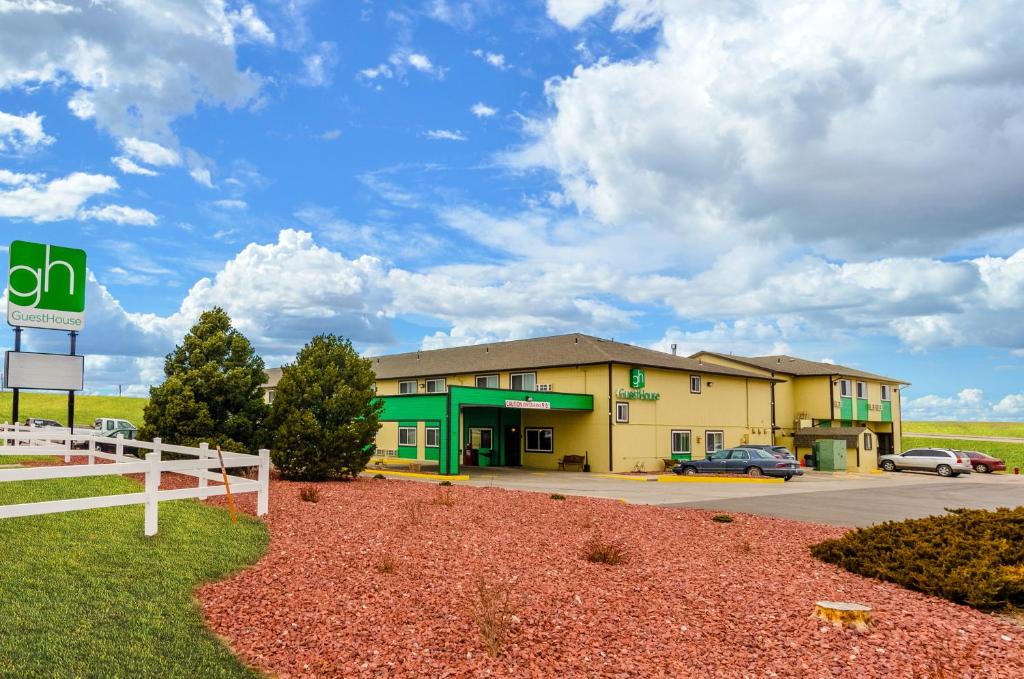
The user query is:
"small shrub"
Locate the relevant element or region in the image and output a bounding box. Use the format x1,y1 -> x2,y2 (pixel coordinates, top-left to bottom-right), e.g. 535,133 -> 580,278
811,506 -> 1024,610
712,514 -> 734,523
584,538 -> 627,565
439,480 -> 452,486
376,554 -> 398,574
471,576 -> 516,657
299,485 -> 320,503
431,489 -> 456,507
373,473 -> 386,479
550,493 -> 566,500
578,513 -> 594,528
406,500 -> 423,525
736,540 -> 753,554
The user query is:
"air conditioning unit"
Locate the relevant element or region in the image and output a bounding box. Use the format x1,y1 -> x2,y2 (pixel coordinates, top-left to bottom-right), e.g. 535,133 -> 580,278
536,384 -> 552,392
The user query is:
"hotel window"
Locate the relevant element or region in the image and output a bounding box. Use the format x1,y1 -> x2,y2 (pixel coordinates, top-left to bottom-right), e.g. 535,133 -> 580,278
510,372 -> 537,391
469,427 -> 493,449
839,380 -> 851,397
425,377 -> 447,393
881,385 -> 891,401
399,380 -> 417,395
864,432 -> 873,450
525,427 -> 553,453
671,430 -> 691,455
705,430 -> 724,453
856,381 -> 867,399
475,374 -> 499,389
615,401 -> 629,423
690,375 -> 701,394
398,427 -> 417,447
266,389 -> 276,403
425,427 -> 440,448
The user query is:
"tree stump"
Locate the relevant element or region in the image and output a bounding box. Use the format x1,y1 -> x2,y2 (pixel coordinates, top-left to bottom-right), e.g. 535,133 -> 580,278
812,601 -> 873,631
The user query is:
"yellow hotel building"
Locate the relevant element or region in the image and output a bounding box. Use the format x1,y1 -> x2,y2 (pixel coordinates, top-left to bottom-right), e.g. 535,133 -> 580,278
264,334 -> 906,476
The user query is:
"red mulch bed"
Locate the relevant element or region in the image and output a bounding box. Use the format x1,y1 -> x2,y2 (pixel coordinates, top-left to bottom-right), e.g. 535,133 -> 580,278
194,478 -> 1024,678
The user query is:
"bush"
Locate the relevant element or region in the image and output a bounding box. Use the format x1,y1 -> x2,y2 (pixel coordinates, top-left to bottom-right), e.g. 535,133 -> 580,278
266,335 -> 382,481
712,514 -> 734,523
376,554 -> 398,574
811,506 -> 1024,610
439,480 -> 452,486
550,493 -> 566,500
299,486 -> 320,503
373,473 -> 386,480
584,538 -> 627,565
140,307 -> 268,452
471,576 -> 516,657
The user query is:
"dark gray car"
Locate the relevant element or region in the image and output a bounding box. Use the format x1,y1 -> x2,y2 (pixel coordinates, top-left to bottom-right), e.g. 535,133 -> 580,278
673,447 -> 803,480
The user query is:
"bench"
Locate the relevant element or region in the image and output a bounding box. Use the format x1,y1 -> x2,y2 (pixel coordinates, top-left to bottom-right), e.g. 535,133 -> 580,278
558,454 -> 586,471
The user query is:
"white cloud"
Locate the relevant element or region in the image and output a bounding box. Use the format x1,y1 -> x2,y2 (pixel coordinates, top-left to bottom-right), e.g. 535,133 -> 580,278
407,53 -> 438,75
425,129 -> 468,141
78,204 -> 157,226
185,149 -> 215,188
524,0 -> 1024,255
0,109 -> 54,153
471,102 -> 497,118
360,63 -> 393,80
0,168 -> 42,185
212,198 -> 247,210
0,171 -> 117,222
119,138 -> 181,167
904,388 -> 1024,422
227,3 -> 275,45
321,129 -> 341,141
472,49 -> 507,70
112,156 -> 158,177
0,0 -> 263,141
300,42 -> 338,87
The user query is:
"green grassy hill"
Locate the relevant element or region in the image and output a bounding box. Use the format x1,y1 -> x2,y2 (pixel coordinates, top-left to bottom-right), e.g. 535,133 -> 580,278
0,392 -> 147,428
905,421 -> 1024,437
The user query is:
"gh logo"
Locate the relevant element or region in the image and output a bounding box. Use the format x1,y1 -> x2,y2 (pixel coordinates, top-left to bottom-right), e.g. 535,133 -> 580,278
9,244 -> 76,308
630,367 -> 645,389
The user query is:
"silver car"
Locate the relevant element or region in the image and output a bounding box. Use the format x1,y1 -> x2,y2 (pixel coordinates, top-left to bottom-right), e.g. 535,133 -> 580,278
878,448 -> 972,477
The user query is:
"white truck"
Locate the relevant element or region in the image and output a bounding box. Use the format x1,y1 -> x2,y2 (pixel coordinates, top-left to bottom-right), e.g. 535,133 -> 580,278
71,418 -> 139,449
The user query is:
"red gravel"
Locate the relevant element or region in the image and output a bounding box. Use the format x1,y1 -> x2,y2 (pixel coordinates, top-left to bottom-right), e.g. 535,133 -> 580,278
195,478 -> 1024,678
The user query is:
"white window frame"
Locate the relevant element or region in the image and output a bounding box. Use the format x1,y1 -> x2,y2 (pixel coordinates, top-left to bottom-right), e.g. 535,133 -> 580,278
475,374 -> 499,389
881,385 -> 891,401
399,380 -> 417,395
839,379 -> 851,397
398,426 -> 417,447
864,432 -> 873,450
425,377 -> 447,393
671,430 -> 691,455
690,375 -> 701,394
615,401 -> 629,423
425,427 -> 440,448
705,430 -> 725,453
525,427 -> 553,453
510,372 -> 537,392
856,381 -> 867,399
266,389 -> 276,403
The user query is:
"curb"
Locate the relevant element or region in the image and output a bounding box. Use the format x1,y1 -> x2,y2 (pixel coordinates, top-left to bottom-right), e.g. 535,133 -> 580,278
593,473 -> 784,484
363,470 -> 470,481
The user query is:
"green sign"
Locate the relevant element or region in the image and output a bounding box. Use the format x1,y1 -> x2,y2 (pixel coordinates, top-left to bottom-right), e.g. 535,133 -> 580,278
629,367 -> 645,389
7,240 -> 87,331
617,387 -> 660,401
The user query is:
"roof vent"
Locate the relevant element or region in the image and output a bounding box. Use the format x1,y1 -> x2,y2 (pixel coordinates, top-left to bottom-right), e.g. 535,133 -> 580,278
671,343 -> 677,355
416,353 -> 420,360
486,347 -> 489,352
777,357 -> 782,364
575,336 -> 578,343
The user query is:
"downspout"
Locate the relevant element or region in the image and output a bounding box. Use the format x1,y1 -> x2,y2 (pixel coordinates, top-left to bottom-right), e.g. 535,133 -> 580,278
769,376 -> 776,445
829,375 -> 836,424
607,362 -> 614,473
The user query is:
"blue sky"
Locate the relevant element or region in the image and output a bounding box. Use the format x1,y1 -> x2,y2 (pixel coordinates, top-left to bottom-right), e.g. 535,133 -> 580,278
2,0 -> 1024,420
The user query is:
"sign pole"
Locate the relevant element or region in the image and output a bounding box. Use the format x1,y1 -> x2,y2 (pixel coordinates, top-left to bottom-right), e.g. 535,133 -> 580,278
11,326 -> 21,424
68,331 -> 77,434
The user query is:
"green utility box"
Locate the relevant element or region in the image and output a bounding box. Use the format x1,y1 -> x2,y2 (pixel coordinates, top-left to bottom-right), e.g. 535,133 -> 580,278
813,439 -> 847,472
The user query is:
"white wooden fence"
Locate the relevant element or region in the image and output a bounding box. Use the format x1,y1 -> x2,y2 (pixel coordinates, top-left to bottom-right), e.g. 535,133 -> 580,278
0,423 -> 269,536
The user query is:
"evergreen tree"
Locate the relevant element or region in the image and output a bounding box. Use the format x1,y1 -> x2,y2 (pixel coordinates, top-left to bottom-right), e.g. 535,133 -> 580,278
140,307 -> 268,452
266,334 -> 381,480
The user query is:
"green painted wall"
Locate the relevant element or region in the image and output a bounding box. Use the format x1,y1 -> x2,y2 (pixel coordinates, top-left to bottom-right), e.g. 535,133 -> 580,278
882,401 -> 892,422
856,398 -> 869,420
839,397 -> 853,421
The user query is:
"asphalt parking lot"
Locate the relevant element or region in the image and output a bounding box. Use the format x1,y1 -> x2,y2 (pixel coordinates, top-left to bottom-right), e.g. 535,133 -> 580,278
445,467 -> 1024,527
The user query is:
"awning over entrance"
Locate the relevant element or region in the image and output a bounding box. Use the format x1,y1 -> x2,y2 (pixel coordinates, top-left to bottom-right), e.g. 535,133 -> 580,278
377,386 -> 593,475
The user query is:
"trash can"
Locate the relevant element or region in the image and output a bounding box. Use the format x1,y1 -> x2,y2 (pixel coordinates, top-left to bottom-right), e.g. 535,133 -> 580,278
804,453 -> 817,470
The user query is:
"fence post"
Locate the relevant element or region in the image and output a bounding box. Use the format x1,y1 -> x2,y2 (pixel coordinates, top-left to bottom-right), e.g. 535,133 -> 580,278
257,448 -> 270,516
87,437 -> 95,465
64,433 -> 72,463
144,439 -> 162,537
116,433 -> 124,463
199,442 -> 209,498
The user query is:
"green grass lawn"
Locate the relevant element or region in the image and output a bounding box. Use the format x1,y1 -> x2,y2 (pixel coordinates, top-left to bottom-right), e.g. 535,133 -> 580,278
904,420 -> 1024,438
0,392 -> 147,428
0,475 -> 267,677
902,436 -> 1024,470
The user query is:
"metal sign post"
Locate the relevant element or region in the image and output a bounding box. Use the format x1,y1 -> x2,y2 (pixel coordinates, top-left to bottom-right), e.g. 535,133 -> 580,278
68,331 -> 77,434
11,326 -> 21,424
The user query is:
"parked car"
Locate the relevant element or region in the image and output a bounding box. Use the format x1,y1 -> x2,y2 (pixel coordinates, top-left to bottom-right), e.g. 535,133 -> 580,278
744,444 -> 796,460
878,448 -> 972,477
24,418 -> 62,428
958,450 -> 1006,474
71,418 -> 138,450
673,447 -> 804,480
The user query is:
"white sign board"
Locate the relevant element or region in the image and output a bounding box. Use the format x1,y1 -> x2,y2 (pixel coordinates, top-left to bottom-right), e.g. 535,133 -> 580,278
504,399 -> 551,410
4,351 -> 84,391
